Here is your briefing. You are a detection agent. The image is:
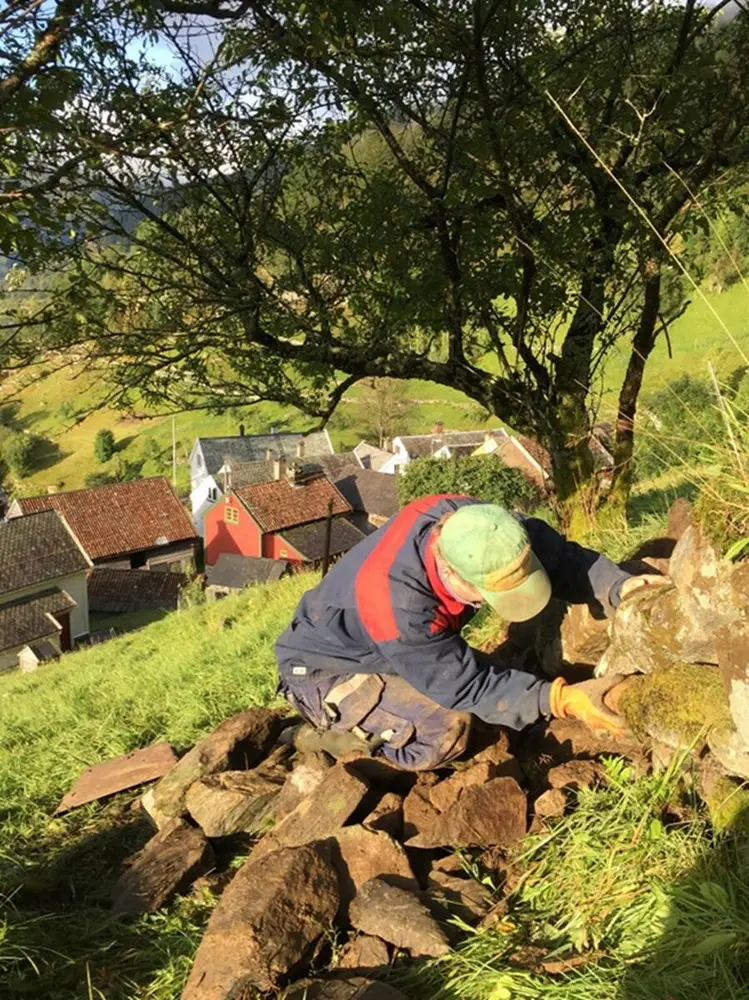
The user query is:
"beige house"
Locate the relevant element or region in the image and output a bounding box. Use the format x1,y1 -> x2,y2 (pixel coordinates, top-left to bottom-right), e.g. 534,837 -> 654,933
0,511 -> 91,672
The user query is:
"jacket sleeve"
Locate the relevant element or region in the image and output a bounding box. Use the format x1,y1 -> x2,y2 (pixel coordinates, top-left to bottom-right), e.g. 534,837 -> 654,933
521,516 -> 631,616
376,615 -> 551,729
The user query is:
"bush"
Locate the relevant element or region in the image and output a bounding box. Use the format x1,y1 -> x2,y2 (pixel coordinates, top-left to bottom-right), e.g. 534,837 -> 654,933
94,428 -> 116,464
2,432 -> 41,478
85,471 -> 118,488
397,455 -> 539,511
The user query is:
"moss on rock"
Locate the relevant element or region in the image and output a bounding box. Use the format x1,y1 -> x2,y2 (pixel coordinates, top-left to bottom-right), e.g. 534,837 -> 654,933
705,776 -> 749,835
618,663 -> 733,745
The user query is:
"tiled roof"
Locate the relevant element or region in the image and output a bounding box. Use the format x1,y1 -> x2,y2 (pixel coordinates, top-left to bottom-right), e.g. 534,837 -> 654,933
0,588 -> 76,653
398,431 -> 488,459
87,567 -> 186,612
278,517 -> 366,561
496,438 -> 547,489
354,441 -> 393,472
206,553 -> 288,589
234,474 -> 351,533
0,511 -> 89,596
513,434 -> 552,475
13,478 -> 197,562
334,466 -> 399,519
197,430 -> 334,477
227,452 -> 357,490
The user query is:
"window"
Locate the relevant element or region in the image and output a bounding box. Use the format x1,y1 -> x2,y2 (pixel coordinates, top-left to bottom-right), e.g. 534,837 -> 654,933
224,505 -> 239,525
279,548 -> 289,557
207,486 -> 218,502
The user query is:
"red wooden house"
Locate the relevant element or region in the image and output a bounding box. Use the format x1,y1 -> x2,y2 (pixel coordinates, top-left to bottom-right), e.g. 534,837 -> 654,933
204,459 -> 365,567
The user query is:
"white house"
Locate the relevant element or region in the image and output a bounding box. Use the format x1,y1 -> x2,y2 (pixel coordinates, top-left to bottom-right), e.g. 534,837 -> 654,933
379,430 -> 499,474
189,429 -> 335,537
0,510 -> 91,672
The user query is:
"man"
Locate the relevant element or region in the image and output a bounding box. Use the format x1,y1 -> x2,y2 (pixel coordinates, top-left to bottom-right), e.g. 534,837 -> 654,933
275,494 -> 660,770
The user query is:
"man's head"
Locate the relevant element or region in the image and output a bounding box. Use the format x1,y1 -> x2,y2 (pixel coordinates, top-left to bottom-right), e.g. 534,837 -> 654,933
435,504 -> 552,622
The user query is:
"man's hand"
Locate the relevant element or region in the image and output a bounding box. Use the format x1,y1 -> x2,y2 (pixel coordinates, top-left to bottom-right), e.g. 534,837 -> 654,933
549,676 -> 629,736
618,574 -> 672,603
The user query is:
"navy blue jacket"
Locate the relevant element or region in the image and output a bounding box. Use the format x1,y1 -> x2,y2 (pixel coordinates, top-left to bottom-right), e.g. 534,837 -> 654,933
275,495 -> 630,729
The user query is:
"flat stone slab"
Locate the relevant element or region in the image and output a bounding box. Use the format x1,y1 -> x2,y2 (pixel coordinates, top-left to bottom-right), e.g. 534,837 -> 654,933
182,841 -> 340,999
408,777 -> 527,849
250,762 -> 370,861
55,743 -> 177,814
112,818 -> 213,917
333,826 -> 416,909
349,878 -> 450,959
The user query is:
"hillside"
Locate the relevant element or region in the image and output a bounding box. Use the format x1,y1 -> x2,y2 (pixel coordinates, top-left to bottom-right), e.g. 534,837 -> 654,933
1,283 -> 746,497
2,560 -> 749,1000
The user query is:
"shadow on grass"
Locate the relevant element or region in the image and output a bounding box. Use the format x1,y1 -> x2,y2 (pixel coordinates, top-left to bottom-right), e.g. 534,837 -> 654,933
0,795 -> 210,1000
616,824 -> 749,1000
628,478 -> 699,528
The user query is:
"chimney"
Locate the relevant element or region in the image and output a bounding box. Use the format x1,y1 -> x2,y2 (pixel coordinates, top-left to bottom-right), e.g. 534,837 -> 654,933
239,423 -> 245,437
265,448 -> 273,461
273,455 -> 287,480
270,424 -> 278,434
296,439 -> 305,459
432,421 -> 444,435
286,460 -> 298,486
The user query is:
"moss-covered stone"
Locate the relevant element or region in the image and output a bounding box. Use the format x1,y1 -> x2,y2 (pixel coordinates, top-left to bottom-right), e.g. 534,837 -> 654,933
705,776 -> 749,835
618,663 -> 733,746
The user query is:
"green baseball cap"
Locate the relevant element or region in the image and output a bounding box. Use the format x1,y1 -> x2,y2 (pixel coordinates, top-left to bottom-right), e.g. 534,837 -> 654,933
437,504 -> 552,622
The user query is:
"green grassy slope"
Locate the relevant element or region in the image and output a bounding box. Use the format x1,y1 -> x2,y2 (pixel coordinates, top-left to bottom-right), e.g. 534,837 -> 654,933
0,574 -> 311,1000
3,284 -> 746,496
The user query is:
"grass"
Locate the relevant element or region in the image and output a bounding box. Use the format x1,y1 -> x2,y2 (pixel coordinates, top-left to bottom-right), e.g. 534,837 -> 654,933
0,573 -> 312,999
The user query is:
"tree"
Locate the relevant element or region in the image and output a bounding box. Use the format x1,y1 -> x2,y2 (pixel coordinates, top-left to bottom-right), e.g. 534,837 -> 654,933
2,1 -> 749,525
358,379 -> 415,448
94,428 -> 115,463
2,431 -> 39,477
398,456 -> 539,512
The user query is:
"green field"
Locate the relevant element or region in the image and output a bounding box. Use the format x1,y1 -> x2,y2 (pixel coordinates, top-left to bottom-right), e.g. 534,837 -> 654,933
1,558 -> 749,1000
2,282 -> 747,496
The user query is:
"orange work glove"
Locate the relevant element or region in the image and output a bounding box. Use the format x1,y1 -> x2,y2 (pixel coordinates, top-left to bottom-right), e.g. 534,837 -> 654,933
549,676 -> 628,736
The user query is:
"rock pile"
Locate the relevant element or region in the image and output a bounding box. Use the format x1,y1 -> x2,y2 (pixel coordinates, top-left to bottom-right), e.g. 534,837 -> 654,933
109,703 -> 628,999
105,498 -> 749,999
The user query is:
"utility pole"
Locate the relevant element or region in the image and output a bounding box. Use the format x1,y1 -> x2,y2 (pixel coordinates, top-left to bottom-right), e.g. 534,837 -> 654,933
322,499 -> 334,577
172,415 -> 177,488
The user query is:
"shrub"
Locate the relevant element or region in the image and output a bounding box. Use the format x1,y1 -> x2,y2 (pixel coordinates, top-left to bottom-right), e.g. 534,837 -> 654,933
85,471 -> 118,488
2,432 -> 41,478
94,428 -> 116,464
397,455 -> 539,511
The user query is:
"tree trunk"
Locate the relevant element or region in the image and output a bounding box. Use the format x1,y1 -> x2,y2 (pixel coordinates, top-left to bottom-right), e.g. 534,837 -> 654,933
606,261 -> 662,516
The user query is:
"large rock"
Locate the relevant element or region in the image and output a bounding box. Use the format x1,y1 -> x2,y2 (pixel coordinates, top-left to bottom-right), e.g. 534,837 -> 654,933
558,602 -> 610,670
112,819 -> 213,916
599,525 -> 740,679
333,826 -> 416,908
707,727 -> 749,781
286,979 -> 410,1000
182,841 -> 340,999
407,777 -> 527,849
250,762 -> 370,860
185,768 -> 286,837
547,759 -> 604,791
717,620 -> 749,752
429,762 -> 496,814
152,708 -> 285,821
349,878 -> 450,958
274,752 -> 333,822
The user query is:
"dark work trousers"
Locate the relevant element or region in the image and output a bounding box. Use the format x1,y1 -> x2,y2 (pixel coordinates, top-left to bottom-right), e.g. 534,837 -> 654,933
278,666 -> 472,772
